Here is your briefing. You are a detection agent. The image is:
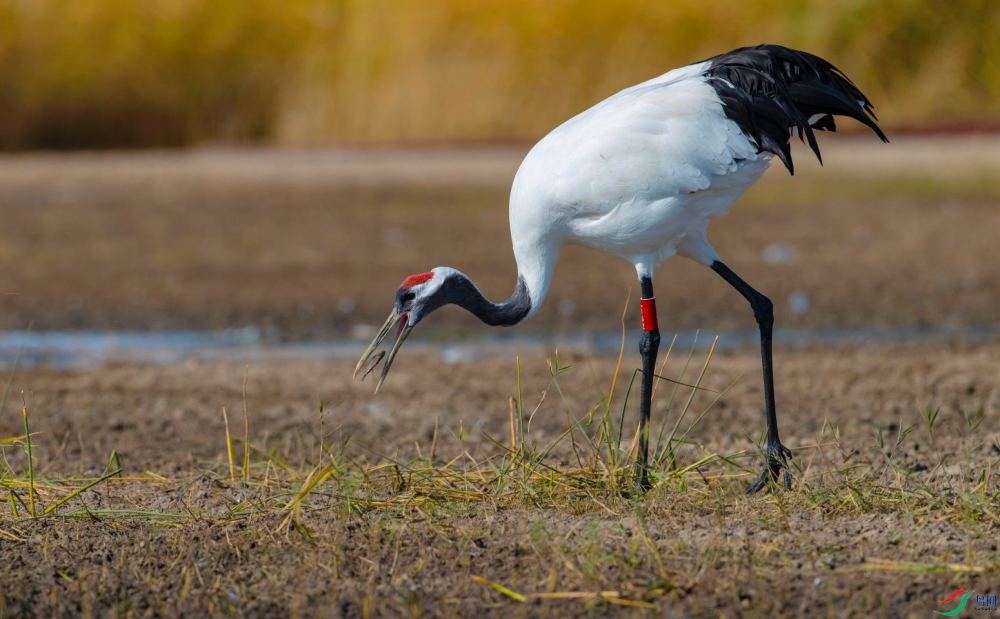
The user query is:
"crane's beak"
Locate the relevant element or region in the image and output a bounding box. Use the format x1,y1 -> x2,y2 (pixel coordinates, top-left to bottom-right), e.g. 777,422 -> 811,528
353,307 -> 414,393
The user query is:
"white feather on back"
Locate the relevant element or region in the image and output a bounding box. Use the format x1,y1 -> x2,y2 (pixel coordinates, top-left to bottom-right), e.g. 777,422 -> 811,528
508,61 -> 770,301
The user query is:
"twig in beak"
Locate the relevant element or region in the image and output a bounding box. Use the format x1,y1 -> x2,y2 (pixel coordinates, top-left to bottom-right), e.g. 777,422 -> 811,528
361,350 -> 385,380
354,309 -> 402,378
374,319 -> 413,394
354,307 -> 414,393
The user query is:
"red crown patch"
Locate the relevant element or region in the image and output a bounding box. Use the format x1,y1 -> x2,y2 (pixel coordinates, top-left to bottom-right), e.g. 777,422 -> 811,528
400,272 -> 434,288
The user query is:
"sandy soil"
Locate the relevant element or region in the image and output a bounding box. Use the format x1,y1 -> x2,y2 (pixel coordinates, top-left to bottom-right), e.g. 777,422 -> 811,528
1,137 -> 999,338
1,344 -> 997,617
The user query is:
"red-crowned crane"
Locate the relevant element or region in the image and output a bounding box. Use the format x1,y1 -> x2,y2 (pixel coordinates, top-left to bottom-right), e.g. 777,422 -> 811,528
355,44 -> 886,493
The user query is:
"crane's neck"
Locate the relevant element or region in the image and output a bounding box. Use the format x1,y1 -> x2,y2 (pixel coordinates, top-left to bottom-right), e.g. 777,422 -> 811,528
436,242 -> 556,327
443,273 -> 532,326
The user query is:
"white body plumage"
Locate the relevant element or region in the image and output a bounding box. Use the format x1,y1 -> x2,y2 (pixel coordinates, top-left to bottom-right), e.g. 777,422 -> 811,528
510,60 -> 772,314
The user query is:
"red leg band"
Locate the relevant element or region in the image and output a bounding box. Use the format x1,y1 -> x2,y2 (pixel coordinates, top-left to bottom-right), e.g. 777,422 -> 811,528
640,297 -> 658,331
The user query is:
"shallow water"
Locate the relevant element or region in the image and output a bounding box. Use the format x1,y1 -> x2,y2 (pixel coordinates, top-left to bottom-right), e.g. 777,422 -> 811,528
0,325 -> 996,369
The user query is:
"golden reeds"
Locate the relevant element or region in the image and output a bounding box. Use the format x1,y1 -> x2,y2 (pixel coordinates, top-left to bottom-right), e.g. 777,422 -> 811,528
0,1 -> 996,148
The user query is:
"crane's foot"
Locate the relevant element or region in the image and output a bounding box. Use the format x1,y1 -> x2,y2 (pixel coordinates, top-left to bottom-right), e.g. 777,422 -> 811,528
619,464 -> 652,498
634,465 -> 652,493
746,441 -> 793,495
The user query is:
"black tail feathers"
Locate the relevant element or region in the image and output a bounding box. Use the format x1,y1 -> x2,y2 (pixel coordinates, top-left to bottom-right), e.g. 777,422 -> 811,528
703,44 -> 887,174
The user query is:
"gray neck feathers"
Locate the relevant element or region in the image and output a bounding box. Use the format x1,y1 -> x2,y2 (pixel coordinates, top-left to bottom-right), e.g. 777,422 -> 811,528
441,273 -> 531,327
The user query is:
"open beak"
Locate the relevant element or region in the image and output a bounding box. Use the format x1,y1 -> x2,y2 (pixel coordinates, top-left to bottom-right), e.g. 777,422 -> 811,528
353,307 -> 414,393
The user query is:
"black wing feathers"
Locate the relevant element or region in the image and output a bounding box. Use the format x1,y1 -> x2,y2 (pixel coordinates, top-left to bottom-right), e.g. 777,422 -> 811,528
703,44 -> 887,174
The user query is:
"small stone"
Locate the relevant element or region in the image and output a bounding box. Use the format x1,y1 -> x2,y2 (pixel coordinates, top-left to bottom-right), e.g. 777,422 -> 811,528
788,289 -> 810,315
762,242 -> 797,265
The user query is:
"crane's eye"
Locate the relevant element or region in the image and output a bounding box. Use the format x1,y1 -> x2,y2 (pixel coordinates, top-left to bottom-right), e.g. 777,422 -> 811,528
396,290 -> 416,309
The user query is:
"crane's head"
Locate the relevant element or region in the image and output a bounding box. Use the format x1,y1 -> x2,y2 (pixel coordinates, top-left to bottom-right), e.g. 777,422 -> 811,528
353,268 -> 456,392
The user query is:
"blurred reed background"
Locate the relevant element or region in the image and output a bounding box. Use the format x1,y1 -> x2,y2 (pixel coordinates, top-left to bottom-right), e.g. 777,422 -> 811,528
0,0 -> 997,150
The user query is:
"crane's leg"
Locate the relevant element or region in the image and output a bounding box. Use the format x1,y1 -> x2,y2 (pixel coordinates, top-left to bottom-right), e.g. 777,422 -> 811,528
635,276 -> 660,491
710,261 -> 793,493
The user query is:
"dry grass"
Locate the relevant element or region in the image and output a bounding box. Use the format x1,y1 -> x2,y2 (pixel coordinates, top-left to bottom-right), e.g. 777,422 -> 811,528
0,1 -> 998,148
1,340 -> 997,616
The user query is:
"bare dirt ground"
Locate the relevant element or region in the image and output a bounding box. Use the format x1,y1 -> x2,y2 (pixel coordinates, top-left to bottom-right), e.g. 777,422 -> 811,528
1,344 -> 998,617
0,138 -> 998,617
1,137 -> 999,337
